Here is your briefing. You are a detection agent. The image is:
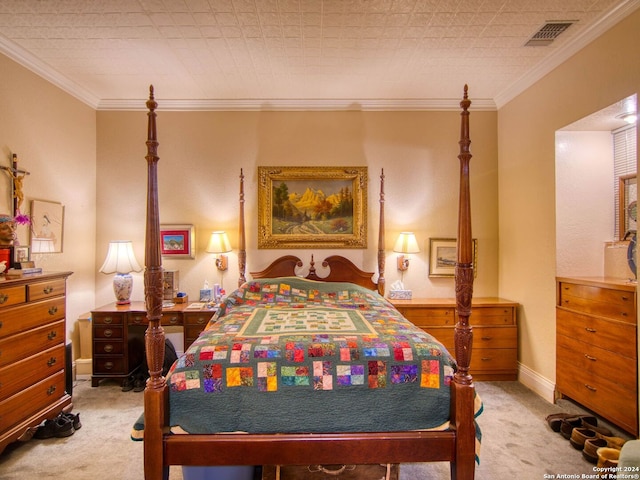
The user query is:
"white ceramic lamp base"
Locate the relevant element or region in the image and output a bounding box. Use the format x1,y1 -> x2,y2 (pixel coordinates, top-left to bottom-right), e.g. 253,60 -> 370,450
113,273 -> 133,305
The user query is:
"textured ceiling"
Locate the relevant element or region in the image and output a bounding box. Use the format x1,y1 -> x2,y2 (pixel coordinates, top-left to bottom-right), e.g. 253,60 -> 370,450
0,0 -> 638,111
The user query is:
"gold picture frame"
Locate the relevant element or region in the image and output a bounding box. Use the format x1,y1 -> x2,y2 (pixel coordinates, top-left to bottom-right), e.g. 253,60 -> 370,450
258,166 -> 367,249
428,237 -> 478,278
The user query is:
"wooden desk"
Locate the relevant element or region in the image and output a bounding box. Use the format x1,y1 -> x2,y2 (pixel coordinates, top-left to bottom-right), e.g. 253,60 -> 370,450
90,301 -> 217,387
389,297 -> 519,381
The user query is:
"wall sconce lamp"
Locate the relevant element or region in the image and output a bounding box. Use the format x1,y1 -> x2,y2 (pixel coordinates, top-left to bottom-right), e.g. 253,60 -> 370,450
99,240 -> 142,305
206,231 -> 232,271
393,232 -> 420,272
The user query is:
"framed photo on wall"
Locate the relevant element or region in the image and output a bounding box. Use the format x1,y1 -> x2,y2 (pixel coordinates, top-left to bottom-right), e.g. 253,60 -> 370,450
428,237 -> 478,277
619,174 -> 637,239
160,224 -> 195,259
30,199 -> 64,253
257,166 -> 367,249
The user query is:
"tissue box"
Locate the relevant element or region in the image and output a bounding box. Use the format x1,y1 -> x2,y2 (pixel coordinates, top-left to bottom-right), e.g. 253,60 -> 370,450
174,295 -> 188,304
389,290 -> 412,300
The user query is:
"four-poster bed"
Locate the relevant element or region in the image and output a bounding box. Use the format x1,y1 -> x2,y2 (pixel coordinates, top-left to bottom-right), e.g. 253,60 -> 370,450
142,85 -> 477,480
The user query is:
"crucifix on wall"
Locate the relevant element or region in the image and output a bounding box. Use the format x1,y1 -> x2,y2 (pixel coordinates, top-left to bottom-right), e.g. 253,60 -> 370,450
1,153 -> 30,217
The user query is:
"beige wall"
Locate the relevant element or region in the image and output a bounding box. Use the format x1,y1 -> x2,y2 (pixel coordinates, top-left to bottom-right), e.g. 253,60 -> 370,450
0,54 -> 98,343
96,108 -> 499,307
498,9 -> 640,394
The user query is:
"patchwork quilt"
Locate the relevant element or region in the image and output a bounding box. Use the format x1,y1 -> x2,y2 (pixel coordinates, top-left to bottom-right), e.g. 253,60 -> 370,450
165,277 -> 459,434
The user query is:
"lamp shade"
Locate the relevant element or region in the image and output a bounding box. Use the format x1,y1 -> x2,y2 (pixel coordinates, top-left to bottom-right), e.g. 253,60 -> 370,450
99,241 -> 142,274
206,231 -> 232,254
393,232 -> 420,254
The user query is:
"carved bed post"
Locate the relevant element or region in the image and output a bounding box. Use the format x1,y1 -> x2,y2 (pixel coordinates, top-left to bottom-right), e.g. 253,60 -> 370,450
377,169 -> 385,296
451,84 -> 476,480
143,85 -> 169,480
238,169 -> 246,287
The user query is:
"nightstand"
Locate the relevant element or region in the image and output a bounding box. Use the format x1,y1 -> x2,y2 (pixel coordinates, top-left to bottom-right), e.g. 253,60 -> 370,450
389,297 -> 519,381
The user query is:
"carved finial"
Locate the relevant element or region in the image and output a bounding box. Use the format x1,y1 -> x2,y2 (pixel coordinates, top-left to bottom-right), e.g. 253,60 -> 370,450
460,85 -> 471,111
146,85 -> 157,111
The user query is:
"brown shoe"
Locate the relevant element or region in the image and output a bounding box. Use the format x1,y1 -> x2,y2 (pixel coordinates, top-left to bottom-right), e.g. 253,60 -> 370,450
582,417 -> 613,437
595,432 -> 627,450
570,427 -> 597,450
545,413 -> 576,432
596,447 -> 620,468
582,438 -> 608,464
560,417 -> 583,439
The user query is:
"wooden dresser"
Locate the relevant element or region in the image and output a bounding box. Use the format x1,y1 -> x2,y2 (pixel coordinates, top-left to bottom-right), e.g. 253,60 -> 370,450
556,276 -> 638,436
0,271 -> 73,454
390,297 -> 519,381
91,301 -> 216,387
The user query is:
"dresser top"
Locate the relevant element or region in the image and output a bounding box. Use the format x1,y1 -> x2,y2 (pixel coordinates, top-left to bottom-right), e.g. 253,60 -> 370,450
556,276 -> 637,291
0,271 -> 73,286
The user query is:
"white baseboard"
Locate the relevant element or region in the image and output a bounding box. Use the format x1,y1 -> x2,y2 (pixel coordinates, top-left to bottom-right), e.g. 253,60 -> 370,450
517,362 -> 556,404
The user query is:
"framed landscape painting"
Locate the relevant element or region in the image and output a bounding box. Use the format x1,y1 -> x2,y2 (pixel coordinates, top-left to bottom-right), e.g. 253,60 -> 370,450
429,237 -> 478,277
160,224 -> 195,258
258,166 -> 367,249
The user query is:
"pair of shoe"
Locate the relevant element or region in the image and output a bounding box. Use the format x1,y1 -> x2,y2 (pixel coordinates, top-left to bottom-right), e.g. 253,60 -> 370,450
33,412 -> 81,439
567,424 -> 627,464
596,447 -> 621,468
122,373 -> 146,392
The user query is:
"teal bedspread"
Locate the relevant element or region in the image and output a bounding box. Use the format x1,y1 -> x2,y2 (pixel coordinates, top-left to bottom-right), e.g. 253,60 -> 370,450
164,277 -> 460,435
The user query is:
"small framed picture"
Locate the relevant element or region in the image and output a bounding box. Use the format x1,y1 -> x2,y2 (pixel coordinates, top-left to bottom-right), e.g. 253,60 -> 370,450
160,224 -> 195,259
429,238 -> 478,278
14,245 -> 30,263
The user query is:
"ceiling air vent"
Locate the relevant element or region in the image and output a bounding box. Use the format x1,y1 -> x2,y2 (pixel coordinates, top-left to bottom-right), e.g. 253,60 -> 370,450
525,21 -> 574,46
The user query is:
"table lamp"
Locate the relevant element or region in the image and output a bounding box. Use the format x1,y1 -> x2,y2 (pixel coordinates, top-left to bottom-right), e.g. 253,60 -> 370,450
393,232 -> 420,282
99,240 -> 142,305
206,231 -> 231,292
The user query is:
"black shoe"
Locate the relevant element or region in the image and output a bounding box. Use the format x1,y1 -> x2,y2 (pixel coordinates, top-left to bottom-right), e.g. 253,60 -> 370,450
53,414 -> 75,438
122,375 -> 135,392
133,375 -> 146,392
61,412 -> 81,431
33,419 -> 56,439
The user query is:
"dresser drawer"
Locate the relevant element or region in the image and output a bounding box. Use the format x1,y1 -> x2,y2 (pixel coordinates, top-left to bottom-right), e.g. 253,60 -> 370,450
0,297 -> 66,339
92,312 -> 124,325
93,325 -> 123,340
0,370 -> 66,436
0,285 -> 26,308
0,344 -> 65,400
127,311 -> 184,326
427,325 -> 516,350
556,308 -> 636,359
399,307 -> 455,326
93,356 -> 126,375
557,333 -> 637,387
27,279 -> 66,301
471,347 -> 517,370
0,320 -> 65,368
558,282 -> 635,323
183,311 -> 215,326
93,340 -> 125,355
557,367 -> 638,434
471,307 -> 515,325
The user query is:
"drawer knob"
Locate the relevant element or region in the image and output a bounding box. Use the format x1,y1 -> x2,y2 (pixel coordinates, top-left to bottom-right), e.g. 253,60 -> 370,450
584,354 -> 597,362
105,361 -> 114,370
480,336 -> 492,341
585,327 -> 596,333
104,329 -> 113,338
481,357 -> 492,361
104,316 -> 113,324
0,293 -> 8,304
0,320 -> 3,329
584,384 -> 597,392
43,286 -> 54,294
169,316 -> 179,324
104,344 -> 114,353
47,385 -> 57,396
48,331 -> 57,340
621,295 -> 629,301
47,356 -> 57,367
48,306 -> 58,315
197,317 -> 206,324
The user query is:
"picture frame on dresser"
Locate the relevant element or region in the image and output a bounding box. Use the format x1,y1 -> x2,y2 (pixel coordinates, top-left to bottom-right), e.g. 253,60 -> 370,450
429,237 -> 478,277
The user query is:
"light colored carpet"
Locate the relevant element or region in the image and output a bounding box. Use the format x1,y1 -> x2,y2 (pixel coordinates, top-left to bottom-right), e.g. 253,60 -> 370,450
0,379 -> 633,479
